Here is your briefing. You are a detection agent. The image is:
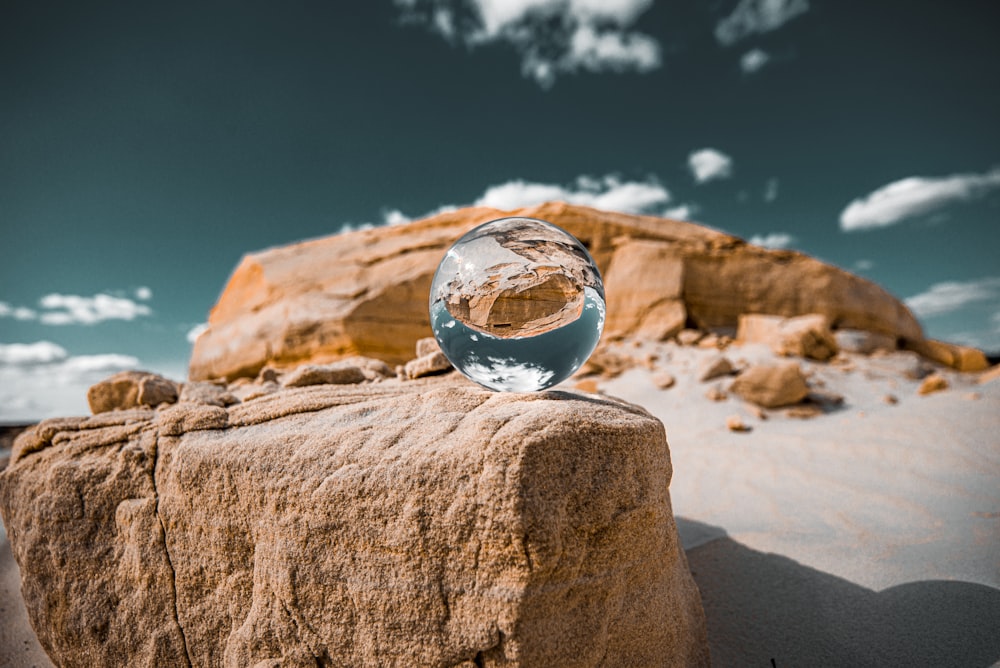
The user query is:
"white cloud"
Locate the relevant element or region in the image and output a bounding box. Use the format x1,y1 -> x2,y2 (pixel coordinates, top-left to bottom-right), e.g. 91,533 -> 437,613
37,293 -> 153,325
904,277 -> 1000,319
395,0 -> 661,87
716,0 -> 810,46
854,259 -> 875,271
0,341 -> 144,421
474,174 -> 671,213
688,148 -> 733,184
186,322 -> 209,344
663,204 -> 695,220
763,177 -> 779,202
0,302 -> 37,321
740,48 -> 770,73
748,232 -> 795,249
0,341 -> 68,365
135,286 -> 153,300
840,168 -> 1000,232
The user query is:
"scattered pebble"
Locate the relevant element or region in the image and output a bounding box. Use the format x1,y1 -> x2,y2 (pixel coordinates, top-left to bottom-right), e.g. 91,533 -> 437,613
917,373 -> 949,396
883,394 -> 899,405
652,372 -> 676,390
705,385 -> 728,402
726,415 -> 752,432
574,379 -> 600,394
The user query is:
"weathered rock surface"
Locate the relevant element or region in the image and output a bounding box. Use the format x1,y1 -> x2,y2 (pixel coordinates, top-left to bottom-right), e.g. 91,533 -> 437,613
909,339 -> 989,372
730,362 -> 811,408
189,202 -> 929,381
0,379 -> 709,667
697,355 -> 734,382
738,314 -> 839,361
87,371 -> 179,413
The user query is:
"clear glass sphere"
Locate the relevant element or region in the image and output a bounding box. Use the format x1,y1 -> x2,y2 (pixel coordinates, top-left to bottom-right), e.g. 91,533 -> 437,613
429,217 -> 606,392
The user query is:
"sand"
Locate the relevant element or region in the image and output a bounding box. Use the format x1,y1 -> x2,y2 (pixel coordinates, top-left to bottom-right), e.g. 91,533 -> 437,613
1,342 -> 998,666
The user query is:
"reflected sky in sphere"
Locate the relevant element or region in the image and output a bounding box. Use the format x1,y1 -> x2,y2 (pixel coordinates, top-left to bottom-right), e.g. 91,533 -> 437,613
429,217 -> 605,392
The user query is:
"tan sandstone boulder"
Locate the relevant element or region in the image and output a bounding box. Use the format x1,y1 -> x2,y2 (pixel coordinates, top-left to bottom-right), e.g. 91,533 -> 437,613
189,202 -> 928,381
730,362 -> 811,408
737,313 -> 840,361
87,370 -> 179,413
0,378 -> 709,667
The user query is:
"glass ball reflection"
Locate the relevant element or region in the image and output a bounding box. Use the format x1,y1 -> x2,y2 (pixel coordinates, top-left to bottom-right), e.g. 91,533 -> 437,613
429,217 -> 605,392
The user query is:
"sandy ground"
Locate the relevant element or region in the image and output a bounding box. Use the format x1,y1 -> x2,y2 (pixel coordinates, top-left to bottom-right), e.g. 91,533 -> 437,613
1,342 -> 998,666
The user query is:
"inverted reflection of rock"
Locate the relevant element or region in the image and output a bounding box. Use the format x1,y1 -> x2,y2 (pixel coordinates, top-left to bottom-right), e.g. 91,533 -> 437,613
432,287 -> 605,392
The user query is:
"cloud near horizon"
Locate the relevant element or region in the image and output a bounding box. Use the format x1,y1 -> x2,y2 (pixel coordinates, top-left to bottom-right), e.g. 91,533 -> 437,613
379,173 -> 698,226
688,148 -> 733,183
840,167 -> 1000,232
395,0 -> 660,87
904,277 -> 1000,319
0,341 -> 143,421
715,0 -> 810,46
748,231 -> 795,249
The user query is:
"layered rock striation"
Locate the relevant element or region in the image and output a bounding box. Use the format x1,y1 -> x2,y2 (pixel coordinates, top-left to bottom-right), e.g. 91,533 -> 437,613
0,378 -> 709,667
189,202 -> 928,381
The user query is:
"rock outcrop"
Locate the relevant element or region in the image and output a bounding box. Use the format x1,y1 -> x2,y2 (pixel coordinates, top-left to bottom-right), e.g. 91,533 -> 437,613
189,202 -> 927,381
0,378 -> 709,667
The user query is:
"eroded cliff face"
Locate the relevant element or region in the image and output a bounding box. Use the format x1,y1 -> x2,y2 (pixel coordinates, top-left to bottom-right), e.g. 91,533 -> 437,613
0,377 -> 710,668
189,201 -> 926,381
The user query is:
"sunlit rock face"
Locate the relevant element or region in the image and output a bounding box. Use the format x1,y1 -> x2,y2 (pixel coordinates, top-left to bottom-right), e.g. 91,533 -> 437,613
430,217 -> 605,392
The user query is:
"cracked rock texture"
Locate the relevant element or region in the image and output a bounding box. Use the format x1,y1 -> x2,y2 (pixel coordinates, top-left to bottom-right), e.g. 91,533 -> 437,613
189,201 -> 929,381
0,379 -> 709,667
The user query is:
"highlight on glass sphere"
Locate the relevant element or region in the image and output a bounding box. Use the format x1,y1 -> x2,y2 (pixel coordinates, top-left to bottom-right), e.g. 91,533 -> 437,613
429,216 -> 606,392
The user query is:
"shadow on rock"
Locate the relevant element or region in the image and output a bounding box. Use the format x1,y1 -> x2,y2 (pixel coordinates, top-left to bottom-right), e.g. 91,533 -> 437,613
677,517 -> 1000,668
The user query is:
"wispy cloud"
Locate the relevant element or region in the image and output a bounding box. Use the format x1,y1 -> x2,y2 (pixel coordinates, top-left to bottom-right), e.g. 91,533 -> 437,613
0,302 -> 37,321
0,341 -> 143,421
904,277 -> 1000,319
763,177 -> 779,202
740,48 -> 770,73
395,0 -> 660,87
840,167 -> 1000,232
688,148 -> 733,184
135,286 -> 153,301
1,292 -> 154,326
748,232 -> 796,249
716,0 -> 810,46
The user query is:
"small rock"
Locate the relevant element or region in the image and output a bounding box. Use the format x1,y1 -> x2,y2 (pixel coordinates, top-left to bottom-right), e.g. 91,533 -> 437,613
917,373 -> 949,396
738,313 -> 839,361
677,329 -> 704,346
179,381 -> 238,407
415,337 -> 440,358
883,394 -> 899,405
705,385 -> 728,402
257,366 -> 282,383
964,392 -> 981,401
652,372 -> 676,390
403,351 -> 453,380
746,405 -> 768,420
725,415 -> 751,432
978,365 -> 1000,385
698,354 -> 734,382
697,333 -> 720,349
87,371 -> 179,414
282,363 -> 367,388
578,349 -> 634,379
730,362 -> 810,408
574,379 -> 600,394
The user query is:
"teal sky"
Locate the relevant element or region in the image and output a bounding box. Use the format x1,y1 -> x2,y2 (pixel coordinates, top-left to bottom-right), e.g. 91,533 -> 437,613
1,0 -> 999,420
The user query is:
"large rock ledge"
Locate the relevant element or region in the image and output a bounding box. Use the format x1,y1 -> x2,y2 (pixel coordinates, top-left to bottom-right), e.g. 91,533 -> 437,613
0,380 -> 709,667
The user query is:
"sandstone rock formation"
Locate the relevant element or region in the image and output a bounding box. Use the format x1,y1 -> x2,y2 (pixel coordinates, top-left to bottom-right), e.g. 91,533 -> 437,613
189,202 -> 929,381
0,377 -> 709,667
